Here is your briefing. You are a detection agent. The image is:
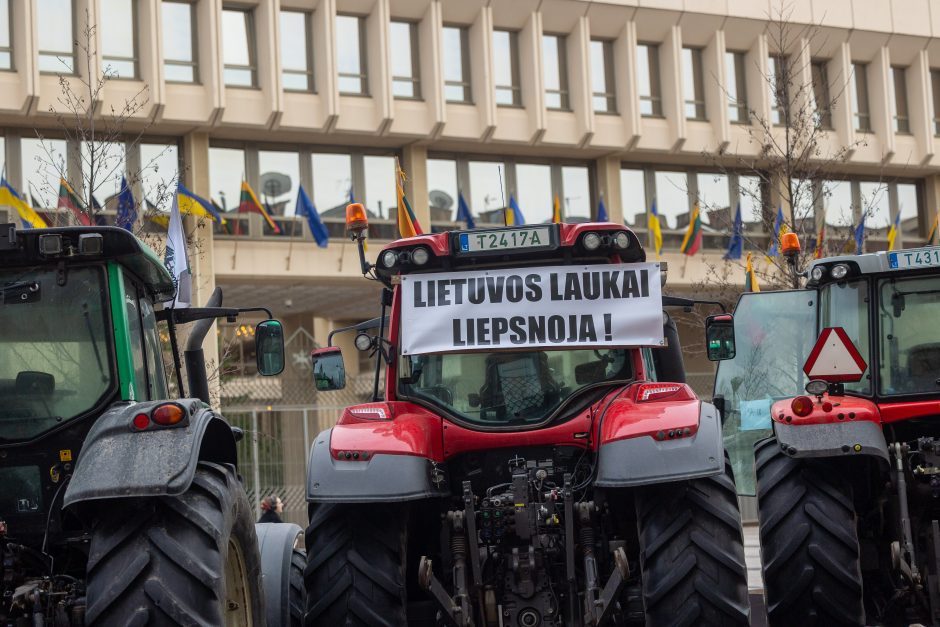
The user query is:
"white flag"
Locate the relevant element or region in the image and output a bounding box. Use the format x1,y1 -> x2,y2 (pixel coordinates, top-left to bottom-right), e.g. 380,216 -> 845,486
164,187 -> 191,308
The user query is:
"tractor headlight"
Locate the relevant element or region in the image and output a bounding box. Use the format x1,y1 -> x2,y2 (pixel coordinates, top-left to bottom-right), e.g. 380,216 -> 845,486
38,234 -> 63,256
810,266 -> 825,281
831,263 -> 849,280
411,247 -> 430,265
380,250 -> 398,268
612,231 -> 631,250
582,232 -> 602,251
354,332 -> 374,352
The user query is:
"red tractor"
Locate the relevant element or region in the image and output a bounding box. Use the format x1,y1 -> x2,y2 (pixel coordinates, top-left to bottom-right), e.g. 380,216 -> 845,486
306,204 -> 750,627
715,246 -> 940,625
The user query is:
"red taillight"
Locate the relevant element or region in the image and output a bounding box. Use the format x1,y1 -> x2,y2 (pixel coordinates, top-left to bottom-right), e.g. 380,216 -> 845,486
133,413 -> 150,430
637,384 -> 682,402
791,396 -> 814,417
348,406 -> 389,420
152,403 -> 186,426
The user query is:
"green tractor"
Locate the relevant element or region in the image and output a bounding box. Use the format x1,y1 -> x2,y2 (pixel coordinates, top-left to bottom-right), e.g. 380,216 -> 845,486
0,224 -> 303,626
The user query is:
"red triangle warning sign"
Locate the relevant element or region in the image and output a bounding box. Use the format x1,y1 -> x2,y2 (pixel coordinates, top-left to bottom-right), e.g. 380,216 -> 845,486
803,327 -> 868,383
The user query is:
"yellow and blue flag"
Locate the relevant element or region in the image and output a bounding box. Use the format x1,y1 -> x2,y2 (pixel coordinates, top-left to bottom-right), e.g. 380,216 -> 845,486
396,161 -> 423,238
0,178 -> 46,229
648,199 -> 663,258
926,213 -> 939,246
552,195 -> 561,224
178,182 -> 225,224
854,216 -> 865,254
766,205 -> 787,259
456,191 -> 475,229
887,210 -> 902,251
507,195 -> 525,226
723,202 -> 743,260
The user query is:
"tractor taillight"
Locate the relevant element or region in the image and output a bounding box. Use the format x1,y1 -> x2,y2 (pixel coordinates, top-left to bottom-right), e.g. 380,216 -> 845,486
637,384 -> 682,402
132,413 -> 150,430
349,407 -> 389,420
791,396 -> 814,417
152,403 -> 186,426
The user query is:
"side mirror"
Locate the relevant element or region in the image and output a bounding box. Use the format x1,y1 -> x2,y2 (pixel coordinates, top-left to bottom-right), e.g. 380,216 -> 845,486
255,320 -> 285,376
311,347 -> 346,391
705,313 -> 736,361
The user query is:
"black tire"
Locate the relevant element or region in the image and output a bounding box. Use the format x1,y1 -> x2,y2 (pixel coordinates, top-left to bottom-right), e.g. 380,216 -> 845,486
290,548 -> 305,626
303,503 -> 407,627
755,438 -> 864,626
84,461 -> 264,626
635,456 -> 750,626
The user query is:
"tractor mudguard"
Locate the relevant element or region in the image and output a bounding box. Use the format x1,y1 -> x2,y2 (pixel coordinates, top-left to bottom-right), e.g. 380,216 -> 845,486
63,399 -> 236,508
773,420 -> 889,463
594,401 -> 723,487
306,428 -> 448,503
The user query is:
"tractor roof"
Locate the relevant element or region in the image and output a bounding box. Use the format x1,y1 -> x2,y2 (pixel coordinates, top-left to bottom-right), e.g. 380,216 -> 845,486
807,245 -> 940,287
0,224 -> 175,300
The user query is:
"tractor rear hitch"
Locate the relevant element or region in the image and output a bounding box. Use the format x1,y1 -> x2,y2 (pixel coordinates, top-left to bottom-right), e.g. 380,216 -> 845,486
418,556 -> 474,627
578,502 -> 630,626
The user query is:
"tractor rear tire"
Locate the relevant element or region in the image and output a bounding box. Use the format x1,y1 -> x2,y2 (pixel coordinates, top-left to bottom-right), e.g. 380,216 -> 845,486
755,437 -> 864,626
84,461 -> 264,626
636,455 -> 750,626
303,503 -> 408,627
290,547 -> 305,626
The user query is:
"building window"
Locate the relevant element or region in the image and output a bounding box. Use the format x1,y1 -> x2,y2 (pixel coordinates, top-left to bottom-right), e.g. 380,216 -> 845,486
682,47 -> 706,120
516,163 -> 552,222
726,51 -> 747,123
390,21 -> 420,99
38,0 -> 75,73
443,26 -> 471,103
0,0 -> 12,70
811,60 -> 832,128
931,69 -> 940,136
427,158 -> 458,221
469,160 -> 507,221
620,168 -> 645,226
258,150 -> 301,215
893,66 -> 910,134
222,8 -> 256,87
591,39 -> 616,113
22,137 -> 67,209
654,170 -> 689,229
140,142 -> 180,212
637,43 -> 662,117
280,11 -> 313,92
562,166 -> 591,221
853,63 -> 871,132
311,153 -> 353,213
163,1 -> 197,83
336,15 -> 367,95
769,55 -> 788,126
493,30 -> 521,106
209,147 -> 246,211
543,34 -> 569,110
363,155 -> 397,218
101,0 -> 137,77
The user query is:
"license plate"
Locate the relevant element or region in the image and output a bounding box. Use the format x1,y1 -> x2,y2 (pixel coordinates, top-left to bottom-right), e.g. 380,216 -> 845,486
888,247 -> 940,270
458,227 -> 552,253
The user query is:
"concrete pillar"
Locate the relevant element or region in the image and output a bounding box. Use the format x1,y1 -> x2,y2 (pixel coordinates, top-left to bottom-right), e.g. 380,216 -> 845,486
595,155 -> 623,223
924,174 -> 940,244
402,144 -> 431,232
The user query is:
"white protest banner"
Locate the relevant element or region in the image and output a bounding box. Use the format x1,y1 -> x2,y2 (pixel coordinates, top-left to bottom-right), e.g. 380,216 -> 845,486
400,263 -> 664,355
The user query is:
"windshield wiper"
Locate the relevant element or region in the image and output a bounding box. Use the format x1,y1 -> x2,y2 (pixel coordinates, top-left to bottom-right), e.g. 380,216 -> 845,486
0,281 -> 39,305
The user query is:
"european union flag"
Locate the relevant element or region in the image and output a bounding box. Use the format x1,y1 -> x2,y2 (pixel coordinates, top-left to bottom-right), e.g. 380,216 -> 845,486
508,194 -> 525,226
456,191 -> 475,229
597,197 -> 609,222
723,202 -> 743,260
116,176 -> 137,231
854,216 -> 865,254
296,184 -> 329,247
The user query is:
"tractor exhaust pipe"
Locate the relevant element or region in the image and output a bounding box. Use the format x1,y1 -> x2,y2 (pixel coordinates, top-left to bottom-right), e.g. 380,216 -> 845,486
184,287 -> 223,404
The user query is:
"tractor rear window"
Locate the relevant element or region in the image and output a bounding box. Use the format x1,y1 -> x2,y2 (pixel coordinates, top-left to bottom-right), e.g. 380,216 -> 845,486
400,348 -> 632,427
878,275 -> 940,396
0,266 -> 113,441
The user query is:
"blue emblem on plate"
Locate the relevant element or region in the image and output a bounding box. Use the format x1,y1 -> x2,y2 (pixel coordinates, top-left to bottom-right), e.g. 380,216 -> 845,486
459,233 -> 469,252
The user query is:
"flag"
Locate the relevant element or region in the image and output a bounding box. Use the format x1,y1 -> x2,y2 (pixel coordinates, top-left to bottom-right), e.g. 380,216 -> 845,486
745,252 -> 760,292
116,176 -> 137,232
766,205 -> 785,258
680,204 -> 703,256
456,191 -> 475,229
597,196 -> 609,222
164,192 -> 191,308
552,195 -> 562,223
395,161 -> 424,238
238,180 -> 281,233
0,178 -> 46,229
854,216 -> 865,254
91,194 -> 103,210
296,184 -> 328,247
57,178 -> 92,226
723,202 -> 743,260
178,182 -> 225,224
887,210 -> 902,251
507,195 -> 525,226
649,199 -> 663,258
348,185 -> 355,204
926,213 -> 939,246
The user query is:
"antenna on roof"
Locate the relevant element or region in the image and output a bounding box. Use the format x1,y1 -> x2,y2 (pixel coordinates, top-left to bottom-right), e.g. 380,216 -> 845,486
498,165 -> 507,226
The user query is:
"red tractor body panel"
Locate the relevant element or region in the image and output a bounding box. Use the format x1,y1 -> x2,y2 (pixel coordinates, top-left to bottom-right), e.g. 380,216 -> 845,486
771,395 -> 881,427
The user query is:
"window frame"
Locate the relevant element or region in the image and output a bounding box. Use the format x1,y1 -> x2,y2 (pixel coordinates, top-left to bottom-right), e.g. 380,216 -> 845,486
0,0 -> 14,71
280,9 -> 314,93
853,62 -> 871,132
768,54 -> 789,126
163,0 -> 199,84
637,42 -> 663,118
591,38 -> 616,114
931,68 -> 940,137
38,0 -> 76,75
443,24 -> 472,104
893,65 -> 911,134
683,46 -> 707,121
811,59 -> 832,129
493,28 -> 522,107
543,33 -> 570,111
726,50 -> 748,123
222,6 -> 258,88
336,13 -> 369,96
101,0 -> 139,79
390,19 -> 421,100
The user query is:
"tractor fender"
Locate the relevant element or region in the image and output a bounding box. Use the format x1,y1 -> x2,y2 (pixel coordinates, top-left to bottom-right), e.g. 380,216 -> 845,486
255,522 -> 304,627
63,399 -> 236,508
773,421 -> 889,463
306,427 -> 448,503
594,400 -> 723,487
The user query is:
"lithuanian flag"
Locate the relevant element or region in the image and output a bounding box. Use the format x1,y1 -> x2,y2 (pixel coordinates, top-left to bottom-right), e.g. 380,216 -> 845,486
238,181 -> 280,233
679,204 -> 702,256
552,195 -> 562,223
57,178 -> 92,226
745,252 -> 760,292
0,178 -> 46,228
396,160 -> 423,238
